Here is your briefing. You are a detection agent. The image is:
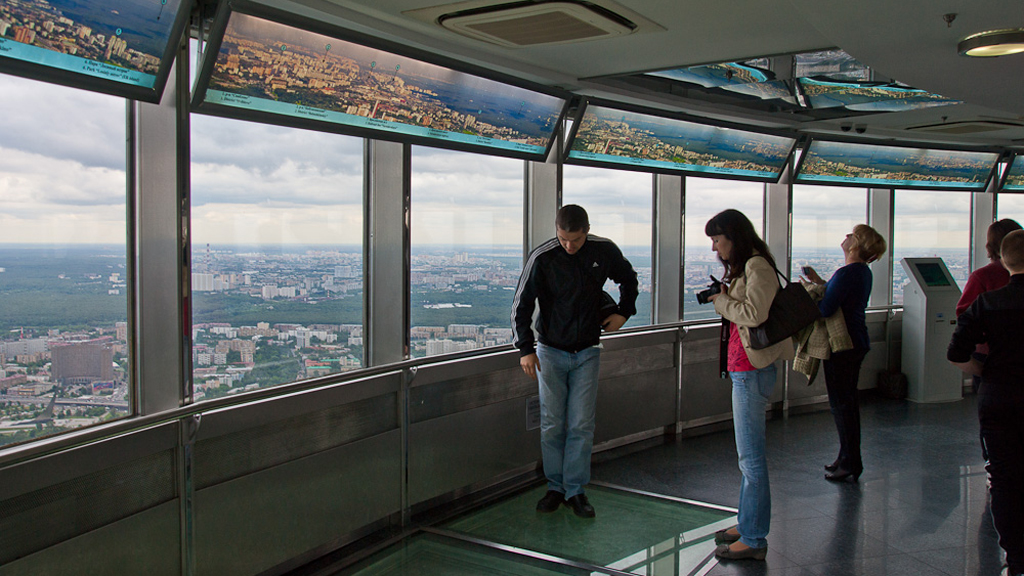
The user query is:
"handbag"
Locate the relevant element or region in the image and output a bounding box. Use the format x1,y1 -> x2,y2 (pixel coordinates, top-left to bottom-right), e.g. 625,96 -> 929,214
747,262 -> 821,350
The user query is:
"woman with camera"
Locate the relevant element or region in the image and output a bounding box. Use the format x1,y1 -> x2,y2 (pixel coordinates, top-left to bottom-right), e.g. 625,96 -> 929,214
705,209 -> 794,561
802,224 -> 886,483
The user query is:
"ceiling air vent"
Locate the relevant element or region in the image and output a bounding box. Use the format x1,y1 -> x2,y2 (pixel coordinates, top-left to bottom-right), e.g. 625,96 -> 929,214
437,1 -> 637,47
907,120 -> 1023,135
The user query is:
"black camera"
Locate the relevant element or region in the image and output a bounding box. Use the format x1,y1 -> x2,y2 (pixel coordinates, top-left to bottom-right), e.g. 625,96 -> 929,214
695,275 -> 723,305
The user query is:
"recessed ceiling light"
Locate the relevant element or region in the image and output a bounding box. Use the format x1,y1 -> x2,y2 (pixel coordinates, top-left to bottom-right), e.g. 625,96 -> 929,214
958,29 -> 1024,57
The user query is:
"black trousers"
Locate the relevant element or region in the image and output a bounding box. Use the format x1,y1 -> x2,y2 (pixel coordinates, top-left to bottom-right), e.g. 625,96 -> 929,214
822,348 -> 868,472
972,352 -> 989,461
979,389 -> 1024,574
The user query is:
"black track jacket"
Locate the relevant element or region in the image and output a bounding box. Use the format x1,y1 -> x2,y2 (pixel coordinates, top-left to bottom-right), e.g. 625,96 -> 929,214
511,235 -> 639,356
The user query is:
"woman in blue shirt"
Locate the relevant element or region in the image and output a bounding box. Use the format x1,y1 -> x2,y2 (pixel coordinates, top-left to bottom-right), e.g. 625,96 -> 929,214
803,224 -> 887,483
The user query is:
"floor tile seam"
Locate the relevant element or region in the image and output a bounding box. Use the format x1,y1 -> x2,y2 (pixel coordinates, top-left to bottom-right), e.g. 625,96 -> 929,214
419,526 -> 640,576
794,550 -> 953,574
589,480 -> 739,513
907,548 -> 993,576
770,533 -> 897,561
885,538 -> 992,556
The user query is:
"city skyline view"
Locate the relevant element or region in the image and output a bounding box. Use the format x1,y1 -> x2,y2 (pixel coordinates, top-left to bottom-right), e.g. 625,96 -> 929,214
1,70 -> 1015,448
0,225 -> 981,446
568,104 -> 796,179
199,12 -> 565,156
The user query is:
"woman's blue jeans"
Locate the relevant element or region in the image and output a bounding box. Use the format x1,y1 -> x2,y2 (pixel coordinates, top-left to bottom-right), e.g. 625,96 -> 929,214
729,363 -> 776,549
536,343 -> 601,499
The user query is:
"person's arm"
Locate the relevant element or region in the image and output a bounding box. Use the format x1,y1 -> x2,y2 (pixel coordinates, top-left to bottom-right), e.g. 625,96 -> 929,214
947,298 -> 986,374
713,257 -> 779,327
818,267 -> 852,318
511,251 -> 540,358
955,270 -> 984,317
950,357 -> 983,377
606,242 -> 639,321
801,266 -> 826,285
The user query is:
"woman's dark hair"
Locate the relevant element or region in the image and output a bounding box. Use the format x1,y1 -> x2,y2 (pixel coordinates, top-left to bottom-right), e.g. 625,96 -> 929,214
705,209 -> 775,282
986,218 -> 1022,260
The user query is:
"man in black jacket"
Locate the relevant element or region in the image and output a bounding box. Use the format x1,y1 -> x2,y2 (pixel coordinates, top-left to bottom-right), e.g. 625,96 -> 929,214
511,204 -> 638,518
948,229 -> 1024,576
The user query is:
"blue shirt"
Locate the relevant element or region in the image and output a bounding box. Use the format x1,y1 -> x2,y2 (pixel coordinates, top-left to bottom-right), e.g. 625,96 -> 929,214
819,262 -> 872,350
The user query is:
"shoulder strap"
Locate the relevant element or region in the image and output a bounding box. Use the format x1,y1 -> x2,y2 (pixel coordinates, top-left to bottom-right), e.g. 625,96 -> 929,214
752,254 -> 787,287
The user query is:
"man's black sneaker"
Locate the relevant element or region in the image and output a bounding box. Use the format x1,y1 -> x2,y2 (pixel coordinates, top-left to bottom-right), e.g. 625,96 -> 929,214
536,490 -> 564,513
566,494 -> 595,518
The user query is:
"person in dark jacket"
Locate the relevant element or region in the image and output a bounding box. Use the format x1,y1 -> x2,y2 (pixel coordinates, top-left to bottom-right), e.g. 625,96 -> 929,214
955,219 -> 1021,396
948,229 -> 1024,576
511,204 -> 638,518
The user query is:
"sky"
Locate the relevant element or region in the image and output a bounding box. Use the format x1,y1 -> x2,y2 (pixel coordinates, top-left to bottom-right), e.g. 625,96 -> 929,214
0,66 -> 1007,253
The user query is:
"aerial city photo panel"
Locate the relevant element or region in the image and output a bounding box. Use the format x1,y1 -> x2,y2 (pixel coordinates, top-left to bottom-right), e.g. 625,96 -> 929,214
0,0 -> 188,98
566,102 -> 797,181
1002,154 -> 1024,191
193,9 -> 568,159
797,78 -> 960,113
795,139 -> 999,190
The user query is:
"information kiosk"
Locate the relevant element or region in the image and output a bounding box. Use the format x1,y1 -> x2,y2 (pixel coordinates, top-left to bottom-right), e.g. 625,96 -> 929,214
900,258 -> 963,402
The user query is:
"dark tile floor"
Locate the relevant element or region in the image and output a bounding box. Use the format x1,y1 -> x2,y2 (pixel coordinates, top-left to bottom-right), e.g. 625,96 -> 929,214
592,392 -> 1004,576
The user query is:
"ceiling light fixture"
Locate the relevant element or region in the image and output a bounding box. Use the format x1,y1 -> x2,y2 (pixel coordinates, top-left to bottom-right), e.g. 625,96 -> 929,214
958,29 -> 1024,57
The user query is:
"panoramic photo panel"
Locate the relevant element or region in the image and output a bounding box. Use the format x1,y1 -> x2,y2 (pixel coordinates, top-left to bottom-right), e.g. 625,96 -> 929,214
795,139 -> 998,190
646,62 -> 771,88
192,9 -> 567,159
0,0 -> 189,100
566,102 -> 797,181
798,78 -> 960,112
1002,155 -> 1024,191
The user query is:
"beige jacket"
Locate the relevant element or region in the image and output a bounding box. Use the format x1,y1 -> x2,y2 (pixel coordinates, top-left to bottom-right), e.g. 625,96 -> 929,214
792,282 -> 854,382
713,254 -> 796,369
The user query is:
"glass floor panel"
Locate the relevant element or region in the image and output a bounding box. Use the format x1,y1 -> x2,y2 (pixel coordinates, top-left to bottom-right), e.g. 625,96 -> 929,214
438,484 -> 737,575
332,532 -> 592,576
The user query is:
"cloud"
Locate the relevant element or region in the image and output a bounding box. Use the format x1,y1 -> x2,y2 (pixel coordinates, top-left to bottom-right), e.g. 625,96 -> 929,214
791,185 -> 867,250
191,157 -> 362,206
684,178 -> 764,247
411,149 -> 523,245
0,147 -> 126,209
892,190 -> 970,250
191,202 -> 363,245
998,196 -> 1024,223
562,167 -> 651,247
562,164 -> 653,208
0,75 -> 125,170
190,114 -> 364,177
0,67 -> 985,255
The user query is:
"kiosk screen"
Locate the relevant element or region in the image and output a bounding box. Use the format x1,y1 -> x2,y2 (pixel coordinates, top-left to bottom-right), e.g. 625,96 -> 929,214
915,262 -> 950,287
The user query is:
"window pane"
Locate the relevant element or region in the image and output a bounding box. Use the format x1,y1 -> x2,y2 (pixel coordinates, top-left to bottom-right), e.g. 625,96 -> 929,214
683,178 -> 764,321
997,193 -> 1024,223
0,75 -> 129,446
892,190 -> 970,305
562,165 -> 652,328
410,147 -> 523,358
190,116 -> 364,399
792,185 -> 867,285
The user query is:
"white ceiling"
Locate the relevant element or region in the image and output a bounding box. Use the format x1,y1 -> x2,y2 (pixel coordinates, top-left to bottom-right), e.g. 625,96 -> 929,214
258,0 -> 1024,147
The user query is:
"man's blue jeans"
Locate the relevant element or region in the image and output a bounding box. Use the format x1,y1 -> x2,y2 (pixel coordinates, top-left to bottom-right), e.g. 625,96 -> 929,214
729,363 -> 776,549
537,343 -> 601,499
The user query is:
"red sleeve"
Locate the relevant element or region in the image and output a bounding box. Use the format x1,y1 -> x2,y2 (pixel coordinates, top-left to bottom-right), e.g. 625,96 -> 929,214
956,271 -> 984,317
